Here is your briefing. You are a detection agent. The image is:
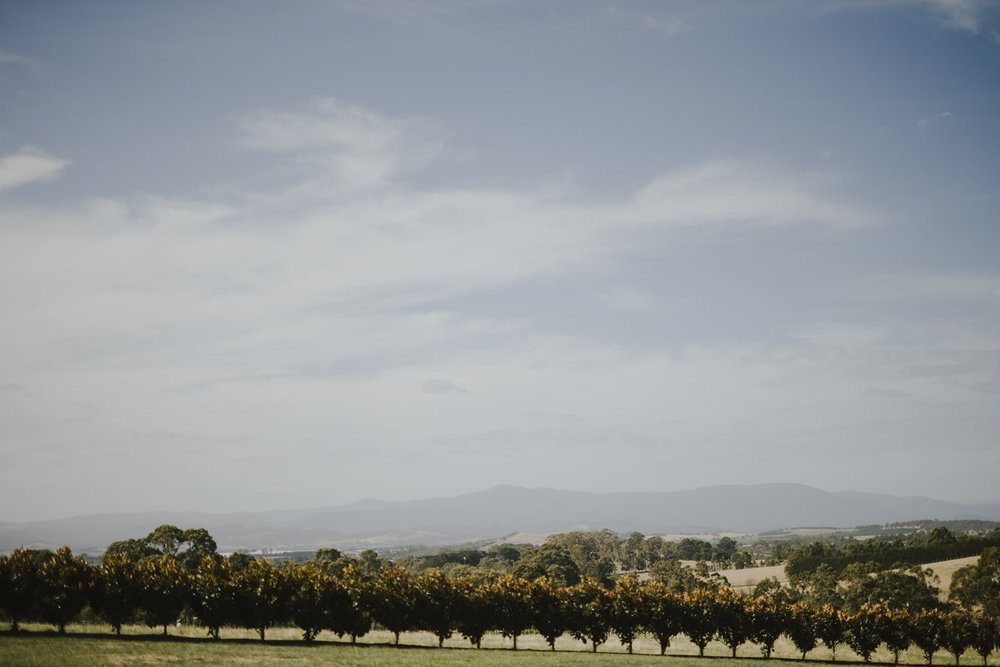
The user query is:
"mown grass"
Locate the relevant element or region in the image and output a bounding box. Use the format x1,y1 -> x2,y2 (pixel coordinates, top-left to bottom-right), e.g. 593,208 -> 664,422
1,625 -> 997,666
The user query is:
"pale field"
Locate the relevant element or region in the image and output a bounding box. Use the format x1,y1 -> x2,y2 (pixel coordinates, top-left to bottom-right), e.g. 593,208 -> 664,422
712,555 -> 980,596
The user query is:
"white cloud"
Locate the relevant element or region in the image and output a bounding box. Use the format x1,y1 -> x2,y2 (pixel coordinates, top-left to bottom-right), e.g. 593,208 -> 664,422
917,117 -> 930,134
0,49 -> 37,68
630,160 -> 875,228
237,98 -> 443,190
0,147 -> 70,192
641,15 -> 691,35
931,0 -> 987,33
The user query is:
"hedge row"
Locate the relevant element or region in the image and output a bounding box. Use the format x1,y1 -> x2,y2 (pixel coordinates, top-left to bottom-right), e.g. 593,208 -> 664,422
1,547 -> 998,663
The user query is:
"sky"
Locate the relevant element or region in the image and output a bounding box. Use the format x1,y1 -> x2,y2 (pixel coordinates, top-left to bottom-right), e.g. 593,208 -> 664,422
1,0 -> 999,522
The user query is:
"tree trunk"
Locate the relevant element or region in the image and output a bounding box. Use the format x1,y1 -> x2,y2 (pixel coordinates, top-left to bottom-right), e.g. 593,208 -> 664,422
394,631 -> 399,646
592,640 -> 598,652
476,638 -> 481,649
628,639 -> 633,654
732,646 -> 738,658
163,624 -> 168,637
438,636 -> 444,648
802,651 -> 808,660
259,625 -> 265,642
513,635 -> 517,650
351,633 -> 357,645
59,623 -> 66,634
699,645 -> 705,657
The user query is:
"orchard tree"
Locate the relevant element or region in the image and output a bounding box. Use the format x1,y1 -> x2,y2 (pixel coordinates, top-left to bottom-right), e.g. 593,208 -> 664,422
370,565 -> 419,646
788,602 -> 820,660
416,570 -> 457,647
453,576 -> 493,649
747,595 -> 791,658
530,577 -> 568,650
846,603 -> 887,663
565,577 -> 612,653
188,555 -> 237,639
911,609 -> 944,665
639,581 -> 682,656
232,557 -> 291,641
881,608 -> 913,665
940,610 -> 976,666
817,604 -> 848,661
334,563 -> 372,644
0,548 -> 47,631
610,576 -> 644,654
91,553 -> 140,635
680,588 -> 719,656
288,562 -> 331,641
488,574 -> 534,650
137,555 -> 189,636
38,546 -> 93,633
714,587 -> 752,657
970,614 -> 998,666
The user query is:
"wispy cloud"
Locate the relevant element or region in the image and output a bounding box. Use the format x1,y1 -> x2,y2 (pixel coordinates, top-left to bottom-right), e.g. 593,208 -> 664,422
930,0 -> 989,33
237,98 -> 443,190
0,147 -> 70,193
0,48 -> 38,68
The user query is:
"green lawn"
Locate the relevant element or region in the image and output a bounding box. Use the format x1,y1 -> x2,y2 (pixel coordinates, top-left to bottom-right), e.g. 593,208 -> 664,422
1,625 -> 997,666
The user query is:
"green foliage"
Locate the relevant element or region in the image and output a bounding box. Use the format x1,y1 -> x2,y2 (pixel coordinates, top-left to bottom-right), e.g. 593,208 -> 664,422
746,595 -> 791,659
564,577 -> 611,653
841,564 -> 940,613
679,588 -> 718,657
90,553 -> 140,635
609,576 -> 643,654
816,605 -> 847,661
950,547 -> 1000,617
487,574 -> 533,650
136,555 -> 189,636
37,547 -> 93,634
910,609 -> 945,665
638,581 -> 682,656
415,570 -> 457,647
188,556 -> 237,639
231,558 -> 292,641
511,544 -> 580,586
713,587 -> 751,658
369,565 -> 418,646
845,604 -> 887,663
786,529 -> 1000,577
787,602 -> 820,659
452,576 -> 491,649
940,610 -> 976,666
0,548 -> 48,631
529,577 -> 568,650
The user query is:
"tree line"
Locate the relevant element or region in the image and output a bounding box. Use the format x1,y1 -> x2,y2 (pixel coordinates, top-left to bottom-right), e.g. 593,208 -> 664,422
785,527 -> 1000,577
1,526 -> 999,663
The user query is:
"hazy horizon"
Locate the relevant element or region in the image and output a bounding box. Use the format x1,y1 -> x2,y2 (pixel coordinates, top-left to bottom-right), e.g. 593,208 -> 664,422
2,1 -> 999,522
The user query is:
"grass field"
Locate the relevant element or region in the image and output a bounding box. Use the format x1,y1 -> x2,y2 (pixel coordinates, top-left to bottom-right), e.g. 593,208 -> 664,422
2,625 -> 997,666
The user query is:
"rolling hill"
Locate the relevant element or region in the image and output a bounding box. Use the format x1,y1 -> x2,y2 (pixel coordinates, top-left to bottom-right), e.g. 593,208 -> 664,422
2,483 -> 998,553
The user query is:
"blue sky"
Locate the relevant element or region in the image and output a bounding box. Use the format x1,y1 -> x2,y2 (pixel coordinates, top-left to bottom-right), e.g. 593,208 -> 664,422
1,1 -> 999,521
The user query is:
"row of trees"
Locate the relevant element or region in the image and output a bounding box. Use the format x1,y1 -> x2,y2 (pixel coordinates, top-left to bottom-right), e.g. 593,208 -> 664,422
2,546 -> 998,663
786,528 -> 1000,577
398,531 -> 755,584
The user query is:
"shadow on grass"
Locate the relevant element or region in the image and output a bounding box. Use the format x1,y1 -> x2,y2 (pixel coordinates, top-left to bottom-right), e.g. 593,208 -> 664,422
0,630 -> 966,666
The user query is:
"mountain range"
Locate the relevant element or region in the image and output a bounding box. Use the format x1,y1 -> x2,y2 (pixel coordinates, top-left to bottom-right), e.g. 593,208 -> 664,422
3,483 -> 998,553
